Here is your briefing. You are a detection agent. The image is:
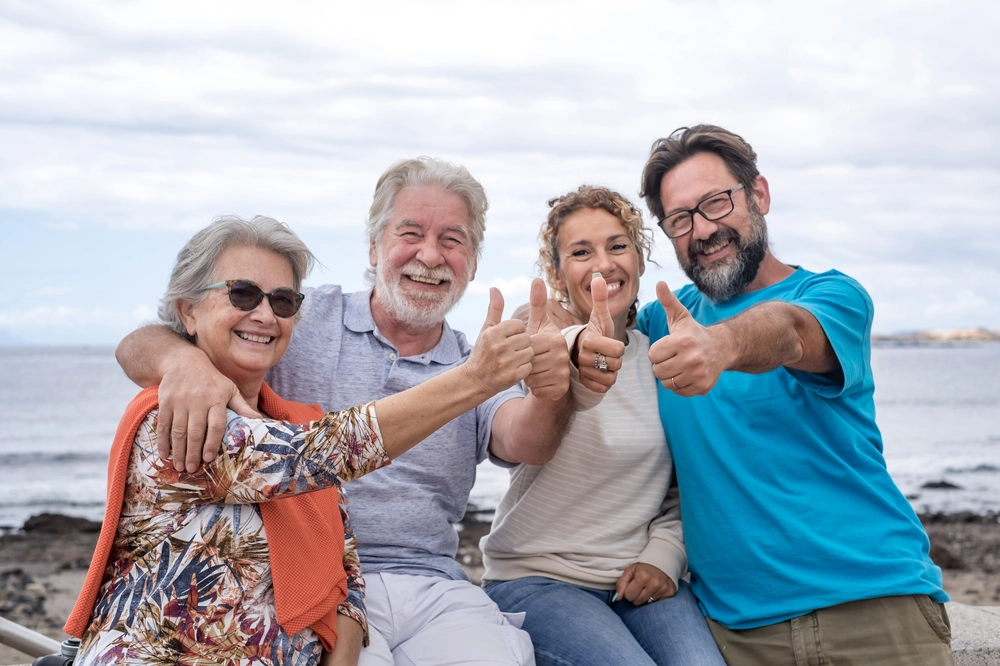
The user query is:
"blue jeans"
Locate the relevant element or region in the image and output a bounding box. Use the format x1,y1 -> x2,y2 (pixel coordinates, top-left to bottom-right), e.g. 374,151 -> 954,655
484,577 -> 725,666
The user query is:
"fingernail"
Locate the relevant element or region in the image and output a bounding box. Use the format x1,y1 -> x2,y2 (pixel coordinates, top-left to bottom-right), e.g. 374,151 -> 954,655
610,592 -> 618,603
592,272 -> 602,279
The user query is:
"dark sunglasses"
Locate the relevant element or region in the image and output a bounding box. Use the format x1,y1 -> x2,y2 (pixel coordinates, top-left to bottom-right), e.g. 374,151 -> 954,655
200,279 -> 305,318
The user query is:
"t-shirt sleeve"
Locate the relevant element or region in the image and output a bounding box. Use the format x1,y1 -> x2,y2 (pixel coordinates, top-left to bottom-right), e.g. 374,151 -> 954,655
477,383 -> 528,466
785,272 -> 874,398
636,299 -> 668,341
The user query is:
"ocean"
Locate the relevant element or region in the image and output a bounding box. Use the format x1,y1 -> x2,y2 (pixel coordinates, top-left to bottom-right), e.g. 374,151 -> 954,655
1,343 -> 998,530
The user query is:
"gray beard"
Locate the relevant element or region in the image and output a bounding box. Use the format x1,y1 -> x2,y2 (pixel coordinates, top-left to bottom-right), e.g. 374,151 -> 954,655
677,212 -> 769,303
373,264 -> 466,331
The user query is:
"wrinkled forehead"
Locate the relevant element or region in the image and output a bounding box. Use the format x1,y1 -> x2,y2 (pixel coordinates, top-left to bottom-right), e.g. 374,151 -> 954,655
379,184 -> 475,244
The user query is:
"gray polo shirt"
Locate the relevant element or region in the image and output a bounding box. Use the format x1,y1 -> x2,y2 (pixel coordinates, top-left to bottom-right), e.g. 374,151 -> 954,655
266,284 -> 525,580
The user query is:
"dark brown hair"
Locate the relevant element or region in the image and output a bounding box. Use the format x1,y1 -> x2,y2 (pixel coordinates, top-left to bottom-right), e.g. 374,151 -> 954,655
640,125 -> 760,222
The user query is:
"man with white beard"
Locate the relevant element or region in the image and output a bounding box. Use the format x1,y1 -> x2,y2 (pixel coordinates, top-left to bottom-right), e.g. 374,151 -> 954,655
116,157 -> 573,665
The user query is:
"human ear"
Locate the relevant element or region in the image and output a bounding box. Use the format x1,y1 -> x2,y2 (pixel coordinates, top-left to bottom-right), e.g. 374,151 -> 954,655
752,175 -> 771,216
177,300 -> 198,337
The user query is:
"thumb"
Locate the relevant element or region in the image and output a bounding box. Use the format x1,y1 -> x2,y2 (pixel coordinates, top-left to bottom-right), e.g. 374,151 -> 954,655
656,281 -> 689,330
229,392 -> 262,419
590,273 -> 614,336
616,565 -> 634,599
526,278 -> 548,334
481,287 -> 505,333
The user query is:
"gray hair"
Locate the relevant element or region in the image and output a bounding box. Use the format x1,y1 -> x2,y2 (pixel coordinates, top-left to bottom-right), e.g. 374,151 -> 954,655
364,157 -> 488,284
159,215 -> 315,337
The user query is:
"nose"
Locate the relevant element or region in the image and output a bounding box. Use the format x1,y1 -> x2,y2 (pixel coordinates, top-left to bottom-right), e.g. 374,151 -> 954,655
690,211 -> 720,240
592,249 -> 615,277
248,296 -> 278,324
415,239 -> 445,268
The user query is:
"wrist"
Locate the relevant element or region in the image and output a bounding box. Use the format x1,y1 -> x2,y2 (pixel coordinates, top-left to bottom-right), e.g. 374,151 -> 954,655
159,342 -> 204,378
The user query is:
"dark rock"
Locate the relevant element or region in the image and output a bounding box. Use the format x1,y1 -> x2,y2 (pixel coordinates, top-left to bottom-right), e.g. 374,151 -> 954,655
929,542 -> 966,570
920,480 -> 963,490
22,513 -> 101,534
0,568 -> 47,620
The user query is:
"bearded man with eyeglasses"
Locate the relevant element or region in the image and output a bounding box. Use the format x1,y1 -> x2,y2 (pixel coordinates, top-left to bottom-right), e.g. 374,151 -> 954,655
630,125 -> 951,665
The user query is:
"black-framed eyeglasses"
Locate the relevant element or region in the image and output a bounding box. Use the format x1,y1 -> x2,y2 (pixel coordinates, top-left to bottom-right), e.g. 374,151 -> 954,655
658,183 -> 745,239
199,279 -> 305,318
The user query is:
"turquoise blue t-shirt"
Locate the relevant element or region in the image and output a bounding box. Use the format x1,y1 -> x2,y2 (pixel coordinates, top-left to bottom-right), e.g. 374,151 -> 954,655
637,267 -> 946,629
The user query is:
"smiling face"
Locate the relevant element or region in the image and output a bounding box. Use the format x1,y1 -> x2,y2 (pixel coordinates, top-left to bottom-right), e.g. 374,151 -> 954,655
178,245 -> 295,401
554,207 -> 643,341
661,152 -> 771,302
370,184 -> 477,330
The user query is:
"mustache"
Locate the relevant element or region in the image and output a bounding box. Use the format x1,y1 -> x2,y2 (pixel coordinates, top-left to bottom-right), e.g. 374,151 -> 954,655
399,261 -> 456,282
688,226 -> 741,261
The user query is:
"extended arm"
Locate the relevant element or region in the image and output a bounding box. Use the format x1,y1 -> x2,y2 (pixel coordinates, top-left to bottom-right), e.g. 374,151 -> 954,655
488,278 -> 575,465
649,282 -> 838,396
488,390 -> 574,466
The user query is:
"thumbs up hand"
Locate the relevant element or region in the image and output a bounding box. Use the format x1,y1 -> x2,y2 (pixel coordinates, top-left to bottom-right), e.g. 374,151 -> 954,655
647,281 -> 729,396
522,278 -> 572,401
465,287 -> 535,395
575,273 -> 626,394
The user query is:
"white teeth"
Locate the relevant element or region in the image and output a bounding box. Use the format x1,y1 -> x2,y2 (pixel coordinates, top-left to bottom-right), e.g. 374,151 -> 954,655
606,281 -> 623,293
700,240 -> 730,255
236,332 -> 272,344
408,275 -> 444,285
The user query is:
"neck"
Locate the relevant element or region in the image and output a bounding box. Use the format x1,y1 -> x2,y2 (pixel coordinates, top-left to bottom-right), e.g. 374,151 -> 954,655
235,380 -> 262,411
744,250 -> 795,293
369,291 -> 444,357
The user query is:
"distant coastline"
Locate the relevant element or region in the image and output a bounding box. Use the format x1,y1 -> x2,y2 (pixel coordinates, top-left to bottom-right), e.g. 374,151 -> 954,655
872,328 -> 1000,345
1,330 -> 999,349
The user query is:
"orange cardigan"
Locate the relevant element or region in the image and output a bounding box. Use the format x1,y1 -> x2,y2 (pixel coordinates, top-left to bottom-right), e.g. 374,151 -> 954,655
65,383 -> 348,650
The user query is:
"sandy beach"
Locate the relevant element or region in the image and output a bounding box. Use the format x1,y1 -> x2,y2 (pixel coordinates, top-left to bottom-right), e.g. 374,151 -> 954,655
1,511 -> 998,664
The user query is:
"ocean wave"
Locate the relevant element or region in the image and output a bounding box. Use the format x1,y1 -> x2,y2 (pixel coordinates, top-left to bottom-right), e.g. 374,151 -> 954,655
0,498 -> 105,510
0,451 -> 108,467
944,464 -> 1000,474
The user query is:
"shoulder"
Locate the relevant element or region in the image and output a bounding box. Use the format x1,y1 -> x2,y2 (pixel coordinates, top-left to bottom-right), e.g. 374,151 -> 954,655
788,268 -> 874,317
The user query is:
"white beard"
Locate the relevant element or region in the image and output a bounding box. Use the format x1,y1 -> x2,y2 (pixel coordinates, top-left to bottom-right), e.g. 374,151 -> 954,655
373,258 -> 469,330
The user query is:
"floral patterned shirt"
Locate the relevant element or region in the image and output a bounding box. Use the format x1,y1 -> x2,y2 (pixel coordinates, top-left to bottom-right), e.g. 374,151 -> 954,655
76,403 -> 389,666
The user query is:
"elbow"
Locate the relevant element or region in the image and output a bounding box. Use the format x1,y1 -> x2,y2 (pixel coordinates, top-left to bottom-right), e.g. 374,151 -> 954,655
519,449 -> 557,466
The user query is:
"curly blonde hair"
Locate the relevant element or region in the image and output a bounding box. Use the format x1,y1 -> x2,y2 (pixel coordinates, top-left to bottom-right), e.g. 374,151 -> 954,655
538,185 -> 655,328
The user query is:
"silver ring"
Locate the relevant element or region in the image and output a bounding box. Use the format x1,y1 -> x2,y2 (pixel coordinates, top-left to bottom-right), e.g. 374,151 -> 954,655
595,353 -> 608,372
670,376 -> 678,390
647,596 -> 656,604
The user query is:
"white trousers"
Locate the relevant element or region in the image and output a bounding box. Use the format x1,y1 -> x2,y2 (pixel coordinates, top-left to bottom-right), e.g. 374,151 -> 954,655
358,572 -> 535,666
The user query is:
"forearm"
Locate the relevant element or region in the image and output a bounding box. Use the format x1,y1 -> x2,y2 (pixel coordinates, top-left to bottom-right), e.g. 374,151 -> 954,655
374,363 -> 504,460
715,301 -> 837,375
321,614 -> 364,666
640,485 -> 687,584
488,391 -> 574,465
116,324 -> 199,387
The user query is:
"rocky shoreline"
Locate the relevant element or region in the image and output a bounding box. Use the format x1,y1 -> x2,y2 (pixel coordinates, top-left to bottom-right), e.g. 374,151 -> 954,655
1,510 -> 998,664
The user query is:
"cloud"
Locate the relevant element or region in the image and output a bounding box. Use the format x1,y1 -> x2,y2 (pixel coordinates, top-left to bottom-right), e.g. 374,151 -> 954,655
1,0 -> 998,340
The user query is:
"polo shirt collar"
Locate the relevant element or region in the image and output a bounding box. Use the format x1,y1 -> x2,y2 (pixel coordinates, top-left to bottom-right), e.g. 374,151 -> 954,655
343,288 -> 464,365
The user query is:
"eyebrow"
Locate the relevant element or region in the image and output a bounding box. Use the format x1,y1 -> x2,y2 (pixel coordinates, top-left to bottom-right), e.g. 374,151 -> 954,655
564,233 -> 628,249
395,220 -> 470,239
663,189 -> 728,217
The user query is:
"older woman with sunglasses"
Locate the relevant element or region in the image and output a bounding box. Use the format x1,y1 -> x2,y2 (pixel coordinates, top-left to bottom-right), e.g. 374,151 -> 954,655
65,215 -> 532,666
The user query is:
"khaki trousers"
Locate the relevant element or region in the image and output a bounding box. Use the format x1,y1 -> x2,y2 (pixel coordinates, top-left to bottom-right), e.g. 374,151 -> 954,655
707,595 -> 953,666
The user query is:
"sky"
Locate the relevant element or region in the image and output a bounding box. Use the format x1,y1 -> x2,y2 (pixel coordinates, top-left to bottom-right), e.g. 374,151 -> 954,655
1,0 -> 998,346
